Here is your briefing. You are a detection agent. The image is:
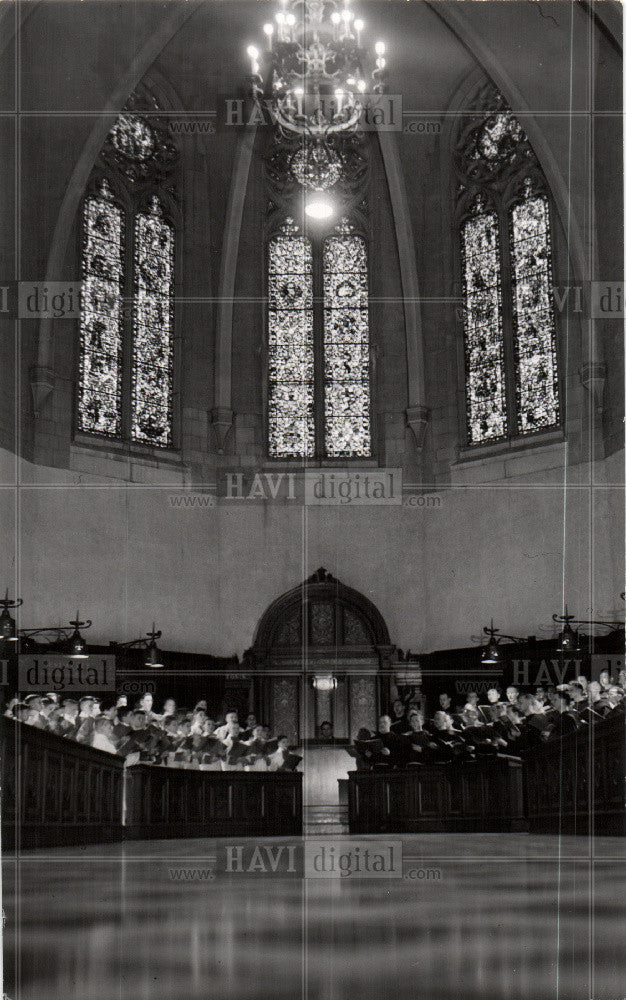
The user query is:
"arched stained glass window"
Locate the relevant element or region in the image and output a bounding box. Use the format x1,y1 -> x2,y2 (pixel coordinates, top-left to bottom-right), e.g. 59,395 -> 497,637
268,219 -> 315,458
456,86 -> 560,446
78,180 -> 124,437
78,107 -> 178,448
267,216 -> 371,460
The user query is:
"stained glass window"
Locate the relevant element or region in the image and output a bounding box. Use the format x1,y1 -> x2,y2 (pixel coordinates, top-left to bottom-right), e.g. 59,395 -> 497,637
457,88 -> 560,445
78,180 -> 124,437
268,219 -> 315,458
461,199 -> 507,443
78,108 -> 178,448
132,198 -> 175,446
510,185 -> 559,434
323,222 -> 371,458
267,217 -> 371,460
110,114 -> 155,163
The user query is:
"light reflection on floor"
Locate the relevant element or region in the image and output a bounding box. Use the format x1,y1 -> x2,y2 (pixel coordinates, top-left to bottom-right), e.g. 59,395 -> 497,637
3,834 -> 624,1000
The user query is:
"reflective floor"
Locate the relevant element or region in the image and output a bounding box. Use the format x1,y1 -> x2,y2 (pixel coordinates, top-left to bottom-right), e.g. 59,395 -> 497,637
3,834 -> 624,1000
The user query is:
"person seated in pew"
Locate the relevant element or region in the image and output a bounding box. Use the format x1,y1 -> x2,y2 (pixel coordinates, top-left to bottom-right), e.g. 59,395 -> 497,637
214,711 -> 239,741
390,699 -> 408,734
478,687 -> 506,724
376,714 -> 407,765
541,690 -> 579,740
240,713 -> 259,741
117,710 -> 161,762
267,735 -> 302,772
400,710 -> 439,763
318,720 -> 334,741
348,727 -> 391,769
242,723 -> 272,769
430,711 -> 475,762
90,716 -> 119,755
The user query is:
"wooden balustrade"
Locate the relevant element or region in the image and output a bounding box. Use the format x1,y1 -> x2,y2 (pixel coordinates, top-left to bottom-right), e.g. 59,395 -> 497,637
3,713 -> 622,845
347,755 -> 526,834
124,764 -> 302,838
1,717 -> 302,847
1,717 -> 125,848
522,715 -> 625,835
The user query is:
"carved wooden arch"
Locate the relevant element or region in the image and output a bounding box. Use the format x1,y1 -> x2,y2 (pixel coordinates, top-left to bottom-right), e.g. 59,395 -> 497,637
249,568 -> 392,665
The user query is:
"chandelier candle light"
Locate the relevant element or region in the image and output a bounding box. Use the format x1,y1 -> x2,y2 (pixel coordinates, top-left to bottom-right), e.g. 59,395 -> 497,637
246,0 -> 387,218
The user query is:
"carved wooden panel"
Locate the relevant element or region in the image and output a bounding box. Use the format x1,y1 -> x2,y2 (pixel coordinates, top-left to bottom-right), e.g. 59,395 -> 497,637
348,676 -> 377,736
271,677 -> 300,744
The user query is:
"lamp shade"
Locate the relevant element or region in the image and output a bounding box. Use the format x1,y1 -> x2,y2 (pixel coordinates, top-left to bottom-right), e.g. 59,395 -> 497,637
67,628 -> 89,659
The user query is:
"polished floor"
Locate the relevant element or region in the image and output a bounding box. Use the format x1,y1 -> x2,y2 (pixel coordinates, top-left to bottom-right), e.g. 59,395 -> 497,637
2,834 -> 624,1000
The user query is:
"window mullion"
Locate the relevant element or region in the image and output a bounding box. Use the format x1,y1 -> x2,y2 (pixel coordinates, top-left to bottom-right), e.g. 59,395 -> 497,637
498,207 -> 518,439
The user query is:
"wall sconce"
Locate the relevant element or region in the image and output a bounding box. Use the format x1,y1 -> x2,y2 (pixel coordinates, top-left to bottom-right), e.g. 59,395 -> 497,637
552,599 -> 624,650
0,590 -> 22,642
480,621 -> 529,664
112,624 -> 164,668
19,611 -> 92,659
312,674 -> 337,691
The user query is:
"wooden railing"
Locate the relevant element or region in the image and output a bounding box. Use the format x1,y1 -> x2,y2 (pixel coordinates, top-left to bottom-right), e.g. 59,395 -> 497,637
522,716 -> 625,835
1,718 -> 302,847
124,764 -> 302,838
1,717 -> 125,848
347,755 -> 526,834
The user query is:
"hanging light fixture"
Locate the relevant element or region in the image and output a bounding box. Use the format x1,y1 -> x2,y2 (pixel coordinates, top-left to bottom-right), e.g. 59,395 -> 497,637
18,613 -> 93,656
247,0 -> 388,138
0,590 -> 22,642
312,673 -> 337,691
481,621 -> 501,665
246,0 -> 388,214
66,613 -> 90,659
144,624 -> 164,669
551,601 -> 625,651
479,621 -> 531,664
111,624 -> 164,668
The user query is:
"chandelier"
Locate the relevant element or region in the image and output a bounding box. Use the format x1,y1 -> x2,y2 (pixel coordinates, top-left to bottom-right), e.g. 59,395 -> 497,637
246,0 -> 388,140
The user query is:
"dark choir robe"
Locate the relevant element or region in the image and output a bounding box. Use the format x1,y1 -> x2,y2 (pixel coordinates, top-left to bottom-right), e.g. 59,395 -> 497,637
277,751 -> 303,772
350,736 -> 389,769
543,710 -> 579,740
112,722 -> 131,742
400,730 -> 438,764
117,728 -> 161,761
376,730 -> 407,765
390,717 -> 408,735
430,729 -> 474,762
458,723 -> 500,755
